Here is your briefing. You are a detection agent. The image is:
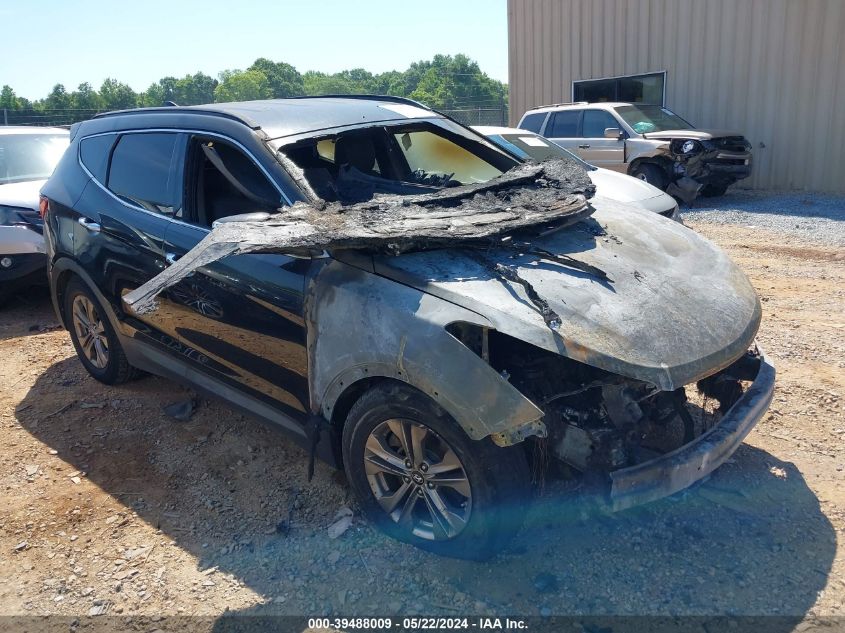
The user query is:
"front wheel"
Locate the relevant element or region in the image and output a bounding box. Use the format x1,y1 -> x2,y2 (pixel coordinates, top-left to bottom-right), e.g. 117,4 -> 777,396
630,162 -> 668,190
342,383 -> 530,559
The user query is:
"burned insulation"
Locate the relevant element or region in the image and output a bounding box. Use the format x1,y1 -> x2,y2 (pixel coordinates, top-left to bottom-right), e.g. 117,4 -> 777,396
123,158 -> 596,316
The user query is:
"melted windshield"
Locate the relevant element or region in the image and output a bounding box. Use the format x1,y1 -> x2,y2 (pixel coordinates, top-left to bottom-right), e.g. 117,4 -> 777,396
282,120 -> 518,203
0,134 -> 69,185
615,105 -> 693,134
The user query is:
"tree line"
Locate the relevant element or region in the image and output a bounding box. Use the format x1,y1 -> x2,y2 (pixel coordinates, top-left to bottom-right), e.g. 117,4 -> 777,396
1,54 -> 507,124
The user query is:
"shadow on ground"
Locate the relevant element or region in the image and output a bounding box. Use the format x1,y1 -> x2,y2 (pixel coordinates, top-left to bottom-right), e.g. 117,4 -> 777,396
15,357 -> 835,632
0,286 -> 57,341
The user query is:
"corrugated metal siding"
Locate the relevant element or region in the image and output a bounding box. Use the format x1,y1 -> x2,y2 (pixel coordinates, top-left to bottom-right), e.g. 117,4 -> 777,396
508,0 -> 845,192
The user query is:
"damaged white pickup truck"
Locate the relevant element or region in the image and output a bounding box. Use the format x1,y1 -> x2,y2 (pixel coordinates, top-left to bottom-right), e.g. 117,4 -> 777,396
43,96 -> 774,560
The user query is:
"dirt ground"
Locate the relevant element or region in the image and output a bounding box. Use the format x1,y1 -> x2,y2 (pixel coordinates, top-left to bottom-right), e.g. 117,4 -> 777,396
1,219 -> 843,630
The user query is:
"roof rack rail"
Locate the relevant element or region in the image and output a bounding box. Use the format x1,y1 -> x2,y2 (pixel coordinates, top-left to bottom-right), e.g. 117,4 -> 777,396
92,106 -> 262,130
527,101 -> 589,110
285,94 -> 432,109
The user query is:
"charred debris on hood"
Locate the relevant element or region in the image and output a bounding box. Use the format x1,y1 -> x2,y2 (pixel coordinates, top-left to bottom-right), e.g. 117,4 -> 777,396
124,158 -> 607,320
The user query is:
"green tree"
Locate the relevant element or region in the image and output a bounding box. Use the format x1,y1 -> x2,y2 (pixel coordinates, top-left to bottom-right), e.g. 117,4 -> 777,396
248,58 -> 303,98
405,54 -> 505,110
0,85 -> 20,110
214,69 -> 271,102
302,71 -> 353,95
174,72 -> 217,105
139,82 -> 166,107
99,78 -> 137,110
70,82 -> 103,110
44,84 -> 71,110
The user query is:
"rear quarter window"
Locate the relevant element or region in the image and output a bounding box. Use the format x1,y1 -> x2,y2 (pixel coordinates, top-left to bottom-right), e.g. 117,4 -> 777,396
79,134 -> 116,183
518,112 -> 548,134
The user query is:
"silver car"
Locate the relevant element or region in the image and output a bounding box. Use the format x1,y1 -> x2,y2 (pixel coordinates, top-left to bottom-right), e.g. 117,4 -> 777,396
0,126 -> 69,305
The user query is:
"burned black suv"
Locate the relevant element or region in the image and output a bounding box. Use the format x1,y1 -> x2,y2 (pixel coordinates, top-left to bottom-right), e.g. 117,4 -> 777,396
41,96 -> 774,559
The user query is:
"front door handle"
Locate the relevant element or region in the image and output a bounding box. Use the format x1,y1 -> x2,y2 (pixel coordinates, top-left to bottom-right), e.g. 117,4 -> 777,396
578,144 -> 591,149
77,217 -> 101,233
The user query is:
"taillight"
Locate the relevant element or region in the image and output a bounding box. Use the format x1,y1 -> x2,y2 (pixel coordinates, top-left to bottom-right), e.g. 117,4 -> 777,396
39,196 -> 50,220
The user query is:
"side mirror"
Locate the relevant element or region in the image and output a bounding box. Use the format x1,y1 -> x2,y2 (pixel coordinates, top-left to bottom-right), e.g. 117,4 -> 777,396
212,211 -> 272,228
604,127 -> 624,139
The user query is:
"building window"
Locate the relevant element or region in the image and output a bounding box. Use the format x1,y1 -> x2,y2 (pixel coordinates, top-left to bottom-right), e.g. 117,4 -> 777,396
573,72 -> 665,105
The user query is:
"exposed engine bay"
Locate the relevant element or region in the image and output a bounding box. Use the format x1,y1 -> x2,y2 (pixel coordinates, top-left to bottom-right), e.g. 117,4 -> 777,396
447,323 -> 762,478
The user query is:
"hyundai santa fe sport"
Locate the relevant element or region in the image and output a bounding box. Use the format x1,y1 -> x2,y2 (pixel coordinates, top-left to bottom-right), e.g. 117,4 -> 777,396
41,96 -> 774,559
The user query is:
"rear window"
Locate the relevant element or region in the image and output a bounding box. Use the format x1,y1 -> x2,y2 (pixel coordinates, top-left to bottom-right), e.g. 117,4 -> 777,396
518,112 -> 548,134
547,111 -> 580,138
107,133 -> 181,215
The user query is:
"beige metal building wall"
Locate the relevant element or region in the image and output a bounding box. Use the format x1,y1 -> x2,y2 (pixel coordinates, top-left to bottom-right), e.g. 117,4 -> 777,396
507,0 -> 845,192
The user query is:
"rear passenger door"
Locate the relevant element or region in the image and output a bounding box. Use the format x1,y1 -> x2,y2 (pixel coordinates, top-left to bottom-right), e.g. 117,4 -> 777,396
576,109 -> 626,169
74,131 -> 184,336
543,110 -> 582,153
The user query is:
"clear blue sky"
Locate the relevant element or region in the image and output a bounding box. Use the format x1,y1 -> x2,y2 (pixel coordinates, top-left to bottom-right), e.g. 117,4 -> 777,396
2,0 -> 509,101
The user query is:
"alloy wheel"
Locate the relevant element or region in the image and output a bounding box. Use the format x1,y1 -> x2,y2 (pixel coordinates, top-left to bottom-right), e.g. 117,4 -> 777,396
71,295 -> 109,370
364,419 -> 472,541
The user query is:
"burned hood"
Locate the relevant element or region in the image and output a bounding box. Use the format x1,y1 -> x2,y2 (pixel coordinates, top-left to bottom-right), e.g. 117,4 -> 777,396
641,129 -> 742,141
373,200 -> 761,390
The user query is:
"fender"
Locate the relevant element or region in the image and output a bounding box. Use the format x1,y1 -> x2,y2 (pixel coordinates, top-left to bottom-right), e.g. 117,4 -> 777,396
306,260 -> 544,441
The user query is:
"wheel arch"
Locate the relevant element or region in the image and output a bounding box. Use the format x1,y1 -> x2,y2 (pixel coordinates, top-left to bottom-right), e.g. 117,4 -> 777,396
627,156 -> 673,180
50,257 -> 121,333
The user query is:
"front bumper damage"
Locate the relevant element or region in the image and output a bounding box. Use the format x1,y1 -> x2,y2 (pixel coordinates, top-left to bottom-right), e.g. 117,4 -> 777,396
608,347 -> 775,512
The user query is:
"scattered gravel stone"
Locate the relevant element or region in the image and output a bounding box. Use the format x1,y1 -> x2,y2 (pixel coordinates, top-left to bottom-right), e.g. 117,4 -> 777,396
533,572 -> 559,593
163,398 -> 196,422
684,189 -> 845,246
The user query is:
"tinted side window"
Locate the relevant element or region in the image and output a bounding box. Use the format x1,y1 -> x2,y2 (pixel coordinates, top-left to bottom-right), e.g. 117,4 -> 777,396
581,110 -> 620,137
518,112 -> 547,134
79,134 -> 116,183
108,133 -> 180,215
547,111 -> 580,138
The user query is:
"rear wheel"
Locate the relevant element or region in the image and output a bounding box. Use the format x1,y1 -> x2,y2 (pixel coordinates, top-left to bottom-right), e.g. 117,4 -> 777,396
64,278 -> 139,385
630,162 -> 668,190
342,383 -> 530,559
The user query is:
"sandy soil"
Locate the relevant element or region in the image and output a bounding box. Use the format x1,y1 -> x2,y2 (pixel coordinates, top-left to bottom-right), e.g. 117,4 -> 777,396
0,220 -> 843,631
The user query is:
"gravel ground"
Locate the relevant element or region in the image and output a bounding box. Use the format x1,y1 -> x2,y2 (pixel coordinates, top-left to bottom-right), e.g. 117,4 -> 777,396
683,188 -> 845,246
0,192 -> 843,632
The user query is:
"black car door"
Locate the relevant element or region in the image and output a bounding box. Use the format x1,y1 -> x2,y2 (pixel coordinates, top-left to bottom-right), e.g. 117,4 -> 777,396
161,134 -> 311,427
74,131 -> 184,337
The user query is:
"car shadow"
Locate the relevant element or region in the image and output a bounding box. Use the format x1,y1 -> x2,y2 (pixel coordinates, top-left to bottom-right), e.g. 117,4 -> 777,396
15,357 -> 835,631
0,286 -> 59,341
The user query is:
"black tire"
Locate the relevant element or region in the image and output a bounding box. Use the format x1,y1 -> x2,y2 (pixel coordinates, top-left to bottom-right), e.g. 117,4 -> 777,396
701,183 -> 730,197
342,382 -> 531,560
64,277 -> 139,385
630,162 -> 668,190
